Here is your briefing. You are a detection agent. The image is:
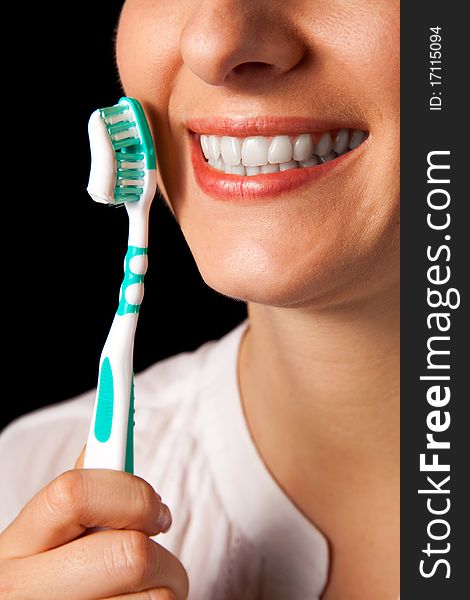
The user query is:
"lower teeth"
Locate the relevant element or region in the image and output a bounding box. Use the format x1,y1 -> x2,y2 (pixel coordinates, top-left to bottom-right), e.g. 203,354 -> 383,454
207,147 -> 351,176
202,129 -> 368,176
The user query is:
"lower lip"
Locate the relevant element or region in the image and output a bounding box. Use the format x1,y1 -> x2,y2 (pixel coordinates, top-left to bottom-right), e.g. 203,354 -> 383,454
189,133 -> 353,201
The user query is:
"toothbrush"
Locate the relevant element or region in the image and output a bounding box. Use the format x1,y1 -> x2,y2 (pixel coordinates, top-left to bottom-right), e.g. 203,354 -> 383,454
84,97 -> 157,473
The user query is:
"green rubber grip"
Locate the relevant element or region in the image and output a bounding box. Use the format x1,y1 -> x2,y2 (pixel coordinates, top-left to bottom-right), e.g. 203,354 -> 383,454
125,375 -> 135,474
94,357 -> 114,443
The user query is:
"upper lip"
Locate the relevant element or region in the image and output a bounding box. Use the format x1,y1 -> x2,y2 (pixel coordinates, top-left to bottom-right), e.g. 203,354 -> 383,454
186,116 -> 367,137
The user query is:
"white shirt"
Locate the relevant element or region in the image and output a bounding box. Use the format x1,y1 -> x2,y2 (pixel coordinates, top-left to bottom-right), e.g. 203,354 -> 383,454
0,322 -> 328,599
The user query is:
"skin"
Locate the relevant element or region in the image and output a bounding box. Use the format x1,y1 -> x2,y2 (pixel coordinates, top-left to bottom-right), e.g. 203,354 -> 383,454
116,1 -> 400,596
0,449 -> 188,599
0,1 -> 399,598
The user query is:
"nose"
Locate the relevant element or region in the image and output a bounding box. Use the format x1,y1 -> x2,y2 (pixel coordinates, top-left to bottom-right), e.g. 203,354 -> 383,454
180,0 -> 306,87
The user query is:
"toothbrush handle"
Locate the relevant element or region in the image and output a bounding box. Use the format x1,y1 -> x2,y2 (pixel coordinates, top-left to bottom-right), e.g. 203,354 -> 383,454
84,245 -> 148,473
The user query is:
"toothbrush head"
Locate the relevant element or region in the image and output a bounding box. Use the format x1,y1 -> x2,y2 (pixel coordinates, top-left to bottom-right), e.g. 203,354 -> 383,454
87,97 -> 156,206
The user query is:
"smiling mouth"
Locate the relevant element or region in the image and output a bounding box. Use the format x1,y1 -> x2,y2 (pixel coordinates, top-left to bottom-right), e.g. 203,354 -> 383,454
199,128 -> 368,176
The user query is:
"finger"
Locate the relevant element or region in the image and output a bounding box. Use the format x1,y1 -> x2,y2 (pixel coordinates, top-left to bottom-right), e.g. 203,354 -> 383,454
74,445 -> 86,469
7,530 -> 188,600
0,469 -> 172,559
98,588 -> 176,600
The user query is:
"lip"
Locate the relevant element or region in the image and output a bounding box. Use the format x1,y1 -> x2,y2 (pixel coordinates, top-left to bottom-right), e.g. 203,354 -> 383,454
187,117 -> 367,201
186,116 -> 365,137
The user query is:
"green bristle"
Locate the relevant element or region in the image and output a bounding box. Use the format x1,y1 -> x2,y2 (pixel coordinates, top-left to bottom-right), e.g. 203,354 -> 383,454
113,137 -> 139,150
116,185 -> 144,194
114,196 -> 141,205
108,120 -> 137,135
100,104 -> 127,118
117,169 -> 145,179
97,97 -> 156,204
117,152 -> 145,162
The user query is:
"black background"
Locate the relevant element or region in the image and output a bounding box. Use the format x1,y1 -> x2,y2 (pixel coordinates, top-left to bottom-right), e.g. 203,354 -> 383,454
3,2 -> 246,431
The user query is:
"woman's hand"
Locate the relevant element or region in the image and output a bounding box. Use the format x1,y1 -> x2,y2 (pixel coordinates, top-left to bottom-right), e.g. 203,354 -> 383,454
0,449 -> 189,600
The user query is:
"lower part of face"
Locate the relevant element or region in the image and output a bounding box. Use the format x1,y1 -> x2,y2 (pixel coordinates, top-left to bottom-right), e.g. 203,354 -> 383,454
116,0 -> 400,309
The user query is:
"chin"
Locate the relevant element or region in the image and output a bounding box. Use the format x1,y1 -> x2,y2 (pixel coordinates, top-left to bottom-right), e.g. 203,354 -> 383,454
191,232 -> 400,310
193,251 -> 330,308
201,272 -> 301,307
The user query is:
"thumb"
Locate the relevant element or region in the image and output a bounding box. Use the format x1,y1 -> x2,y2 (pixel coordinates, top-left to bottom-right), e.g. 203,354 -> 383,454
74,445 -> 86,469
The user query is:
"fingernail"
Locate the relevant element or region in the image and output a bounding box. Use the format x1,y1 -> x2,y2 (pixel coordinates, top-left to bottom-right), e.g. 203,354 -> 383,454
157,503 -> 172,533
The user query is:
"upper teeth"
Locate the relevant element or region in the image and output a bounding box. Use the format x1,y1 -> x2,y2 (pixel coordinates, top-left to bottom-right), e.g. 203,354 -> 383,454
200,129 -> 367,175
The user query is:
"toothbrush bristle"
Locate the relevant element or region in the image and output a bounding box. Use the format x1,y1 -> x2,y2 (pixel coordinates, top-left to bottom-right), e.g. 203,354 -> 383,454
100,104 -> 140,150
89,97 -> 155,206
99,101 -> 146,204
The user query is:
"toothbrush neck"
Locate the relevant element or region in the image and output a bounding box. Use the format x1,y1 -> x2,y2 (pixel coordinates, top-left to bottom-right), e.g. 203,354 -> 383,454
126,201 -> 151,248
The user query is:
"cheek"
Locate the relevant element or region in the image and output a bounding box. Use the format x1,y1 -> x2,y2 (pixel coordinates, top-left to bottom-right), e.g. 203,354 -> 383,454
306,2 -> 400,116
116,0 -> 193,109
178,160 -> 399,308
116,1 -> 179,86
116,2 -> 186,206
116,4 -> 177,106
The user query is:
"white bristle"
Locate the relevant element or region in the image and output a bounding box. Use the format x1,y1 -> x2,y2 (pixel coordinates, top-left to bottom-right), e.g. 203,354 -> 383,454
113,127 -> 139,141
120,161 -> 144,169
120,179 -> 145,187
105,110 -> 131,125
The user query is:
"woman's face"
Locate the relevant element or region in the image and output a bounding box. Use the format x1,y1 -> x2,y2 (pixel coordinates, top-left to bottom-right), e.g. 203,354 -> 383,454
116,0 -> 400,308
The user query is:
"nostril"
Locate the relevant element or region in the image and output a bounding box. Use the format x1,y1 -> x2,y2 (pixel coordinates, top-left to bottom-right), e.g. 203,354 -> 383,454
231,62 -> 276,76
